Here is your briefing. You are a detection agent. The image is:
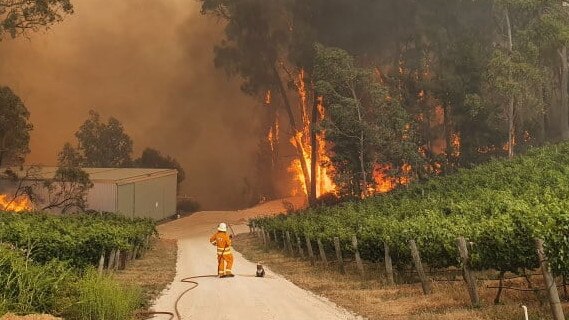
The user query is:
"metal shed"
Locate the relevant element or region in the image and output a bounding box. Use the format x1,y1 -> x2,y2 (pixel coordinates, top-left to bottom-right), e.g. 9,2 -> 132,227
0,167 -> 178,220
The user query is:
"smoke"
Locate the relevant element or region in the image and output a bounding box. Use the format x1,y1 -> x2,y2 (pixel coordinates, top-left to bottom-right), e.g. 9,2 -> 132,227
0,0 -> 261,210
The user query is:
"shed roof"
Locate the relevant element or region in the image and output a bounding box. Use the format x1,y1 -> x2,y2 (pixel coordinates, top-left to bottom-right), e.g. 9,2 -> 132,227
1,167 -> 177,185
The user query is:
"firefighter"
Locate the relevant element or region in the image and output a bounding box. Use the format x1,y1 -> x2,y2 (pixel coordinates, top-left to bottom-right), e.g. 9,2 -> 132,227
209,222 -> 234,278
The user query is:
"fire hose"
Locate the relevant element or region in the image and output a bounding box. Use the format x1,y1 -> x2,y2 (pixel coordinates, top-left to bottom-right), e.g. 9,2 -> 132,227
139,225 -> 236,320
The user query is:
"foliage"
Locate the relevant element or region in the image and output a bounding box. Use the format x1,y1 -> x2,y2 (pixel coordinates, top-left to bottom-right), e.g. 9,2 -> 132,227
41,166 -> 94,213
0,244 -> 75,315
133,148 -> 186,184
0,212 -> 156,268
0,86 -> 33,167
252,142 -> 569,276
65,268 -> 142,320
72,110 -> 133,168
177,197 -> 200,214
314,44 -> 421,196
0,0 -> 73,39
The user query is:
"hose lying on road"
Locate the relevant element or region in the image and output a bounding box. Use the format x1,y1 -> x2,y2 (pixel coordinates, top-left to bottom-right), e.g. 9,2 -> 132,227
139,274 -> 219,320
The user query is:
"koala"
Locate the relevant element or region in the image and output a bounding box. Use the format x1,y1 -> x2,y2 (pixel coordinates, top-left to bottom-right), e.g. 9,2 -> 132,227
256,262 -> 265,277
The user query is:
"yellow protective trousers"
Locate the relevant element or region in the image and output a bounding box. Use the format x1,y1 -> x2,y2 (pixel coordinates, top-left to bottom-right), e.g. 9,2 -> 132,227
217,252 -> 234,275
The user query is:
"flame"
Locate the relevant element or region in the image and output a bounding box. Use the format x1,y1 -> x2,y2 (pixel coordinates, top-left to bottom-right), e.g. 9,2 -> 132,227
451,133 -> 461,157
0,194 -> 33,212
265,90 -> 272,105
372,163 -> 413,194
287,86 -> 337,198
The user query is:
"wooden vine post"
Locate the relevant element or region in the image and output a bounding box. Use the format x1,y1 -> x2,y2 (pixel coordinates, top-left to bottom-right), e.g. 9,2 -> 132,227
273,230 -> 278,248
535,238 -> 565,320
261,227 -> 267,248
282,231 -> 287,252
456,237 -> 480,306
317,238 -> 329,267
108,248 -> 117,270
296,235 -> 305,258
305,234 -> 316,266
409,240 -> 432,294
285,231 -> 294,256
97,251 -> 105,276
384,242 -> 395,285
352,235 -> 365,277
333,237 -> 346,274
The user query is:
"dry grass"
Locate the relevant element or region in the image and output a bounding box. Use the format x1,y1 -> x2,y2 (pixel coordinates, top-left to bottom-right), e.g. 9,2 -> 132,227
234,233 -> 569,320
114,237 -> 178,309
0,315 -> 60,320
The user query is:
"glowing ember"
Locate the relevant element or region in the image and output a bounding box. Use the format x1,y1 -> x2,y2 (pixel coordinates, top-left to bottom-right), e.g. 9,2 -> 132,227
265,90 -> 272,105
0,194 -> 33,212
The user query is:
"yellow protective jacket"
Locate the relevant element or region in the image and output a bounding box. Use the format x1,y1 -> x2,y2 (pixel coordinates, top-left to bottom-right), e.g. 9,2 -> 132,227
210,231 -> 232,255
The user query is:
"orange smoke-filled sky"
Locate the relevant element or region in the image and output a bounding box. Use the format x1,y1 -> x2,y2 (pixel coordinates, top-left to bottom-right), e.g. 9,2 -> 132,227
0,0 -> 261,209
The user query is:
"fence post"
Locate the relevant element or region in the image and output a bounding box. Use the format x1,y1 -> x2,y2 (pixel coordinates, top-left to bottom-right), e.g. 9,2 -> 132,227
305,234 -> 316,266
317,238 -> 329,267
384,242 -> 395,285
274,230 -> 279,248
252,222 -> 257,235
108,248 -> 116,270
535,238 -> 565,320
114,250 -> 121,271
456,237 -> 480,306
261,227 -> 267,248
98,251 -> 105,276
285,231 -> 294,256
296,235 -> 305,258
282,231 -> 287,252
333,237 -> 346,274
265,230 -> 271,245
409,240 -> 432,294
352,235 -> 365,277
133,245 -> 140,260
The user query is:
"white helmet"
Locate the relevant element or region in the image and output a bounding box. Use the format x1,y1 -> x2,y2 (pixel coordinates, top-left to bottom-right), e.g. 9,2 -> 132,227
218,223 -> 227,232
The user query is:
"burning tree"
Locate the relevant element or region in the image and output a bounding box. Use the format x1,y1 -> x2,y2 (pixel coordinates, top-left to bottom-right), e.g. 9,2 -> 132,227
314,45 -> 421,198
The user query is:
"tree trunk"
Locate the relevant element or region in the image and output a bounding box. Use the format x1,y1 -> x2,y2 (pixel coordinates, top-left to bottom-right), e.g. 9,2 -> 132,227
558,46 -> 569,140
273,64 -> 312,199
506,8 -> 515,159
309,96 -> 319,205
349,86 -> 368,198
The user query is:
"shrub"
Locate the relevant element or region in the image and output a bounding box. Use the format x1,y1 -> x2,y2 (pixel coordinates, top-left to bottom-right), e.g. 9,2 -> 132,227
177,197 -> 200,214
64,269 -> 142,320
0,245 -> 75,316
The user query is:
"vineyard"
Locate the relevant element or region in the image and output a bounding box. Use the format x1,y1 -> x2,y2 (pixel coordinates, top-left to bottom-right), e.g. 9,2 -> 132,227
0,212 -> 156,318
250,142 -> 569,316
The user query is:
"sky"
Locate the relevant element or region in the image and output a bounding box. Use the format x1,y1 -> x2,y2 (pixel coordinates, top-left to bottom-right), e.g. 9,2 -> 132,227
0,0 -> 261,210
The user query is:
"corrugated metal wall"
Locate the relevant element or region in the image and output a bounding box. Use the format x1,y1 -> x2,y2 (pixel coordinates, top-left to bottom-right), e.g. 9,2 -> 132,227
117,183 -> 135,217
87,183 -> 117,213
130,174 -> 177,220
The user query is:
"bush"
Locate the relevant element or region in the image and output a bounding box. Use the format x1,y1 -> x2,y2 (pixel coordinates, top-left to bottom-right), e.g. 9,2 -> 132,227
177,197 -> 200,214
0,245 -> 75,316
64,269 -> 142,320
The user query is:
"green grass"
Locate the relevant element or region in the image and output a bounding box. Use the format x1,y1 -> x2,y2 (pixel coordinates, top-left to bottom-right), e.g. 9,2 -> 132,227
65,269 -> 142,320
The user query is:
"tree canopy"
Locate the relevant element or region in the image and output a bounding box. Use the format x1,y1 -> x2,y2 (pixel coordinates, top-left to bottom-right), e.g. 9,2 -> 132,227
0,0 -> 73,39
0,86 -> 32,167
133,148 -> 186,184
71,110 -> 133,168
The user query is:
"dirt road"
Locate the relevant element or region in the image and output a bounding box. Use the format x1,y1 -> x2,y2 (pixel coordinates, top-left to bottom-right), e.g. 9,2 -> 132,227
150,199 -> 362,320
